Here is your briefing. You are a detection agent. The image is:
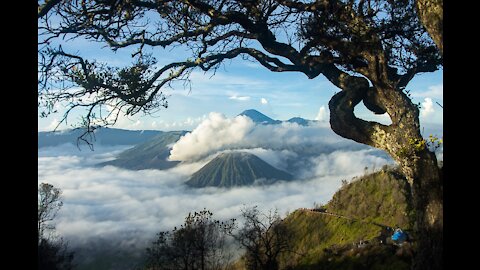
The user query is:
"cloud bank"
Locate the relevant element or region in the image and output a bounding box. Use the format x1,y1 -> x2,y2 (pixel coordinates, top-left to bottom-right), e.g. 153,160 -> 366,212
39,145 -> 393,253
38,115 -> 442,268
169,112 -> 362,163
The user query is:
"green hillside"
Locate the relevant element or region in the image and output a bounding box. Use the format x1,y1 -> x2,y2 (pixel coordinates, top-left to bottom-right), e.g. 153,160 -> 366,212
326,168 -> 412,228
277,167 -> 413,270
186,152 -> 293,188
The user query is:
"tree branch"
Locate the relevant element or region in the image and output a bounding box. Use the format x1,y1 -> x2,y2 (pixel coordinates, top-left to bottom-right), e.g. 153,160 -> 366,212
38,0 -> 62,18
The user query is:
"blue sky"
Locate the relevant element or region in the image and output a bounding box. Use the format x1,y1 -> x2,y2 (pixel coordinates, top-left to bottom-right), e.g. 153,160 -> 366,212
38,36 -> 443,132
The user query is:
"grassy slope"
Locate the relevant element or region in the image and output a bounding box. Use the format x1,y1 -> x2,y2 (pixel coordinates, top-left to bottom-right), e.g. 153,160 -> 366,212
326,168 -> 412,228
278,168 -> 413,270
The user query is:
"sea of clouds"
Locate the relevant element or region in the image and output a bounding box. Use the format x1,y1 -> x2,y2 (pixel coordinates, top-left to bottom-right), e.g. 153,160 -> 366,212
38,113 -> 443,267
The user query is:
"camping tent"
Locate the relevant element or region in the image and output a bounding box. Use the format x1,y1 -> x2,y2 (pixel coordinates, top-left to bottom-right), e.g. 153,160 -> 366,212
391,229 -> 407,243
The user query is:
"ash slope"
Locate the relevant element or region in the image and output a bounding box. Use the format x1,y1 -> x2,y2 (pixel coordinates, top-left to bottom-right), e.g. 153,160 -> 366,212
186,152 -> 293,188
99,130 -> 188,170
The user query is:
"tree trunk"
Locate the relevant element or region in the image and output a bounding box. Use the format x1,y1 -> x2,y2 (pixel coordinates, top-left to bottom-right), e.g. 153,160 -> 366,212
416,0 -> 443,55
407,149 -> 443,270
329,81 -> 443,270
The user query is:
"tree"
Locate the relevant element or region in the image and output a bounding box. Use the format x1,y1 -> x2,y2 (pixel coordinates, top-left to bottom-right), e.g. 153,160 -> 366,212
38,237 -> 75,270
145,209 -> 235,270
38,182 -> 64,241
38,183 -> 75,270
234,207 -> 293,270
38,1 -> 443,269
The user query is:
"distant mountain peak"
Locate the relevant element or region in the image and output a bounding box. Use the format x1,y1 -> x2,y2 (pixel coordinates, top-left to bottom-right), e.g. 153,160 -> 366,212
238,109 -> 281,125
239,109 -> 262,114
186,151 -> 293,188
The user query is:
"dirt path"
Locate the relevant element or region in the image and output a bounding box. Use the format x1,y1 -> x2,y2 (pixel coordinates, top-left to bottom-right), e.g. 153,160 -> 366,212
299,208 -> 392,229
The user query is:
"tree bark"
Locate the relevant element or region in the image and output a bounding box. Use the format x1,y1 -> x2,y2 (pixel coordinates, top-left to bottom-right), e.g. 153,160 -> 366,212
408,150 -> 443,270
329,79 -> 443,270
416,0 -> 443,55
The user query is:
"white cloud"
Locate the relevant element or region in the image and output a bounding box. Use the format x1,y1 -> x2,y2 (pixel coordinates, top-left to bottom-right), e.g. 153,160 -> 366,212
184,117 -> 194,126
132,120 -> 142,128
186,71 -> 268,92
174,115 -> 208,128
169,113 -> 362,162
229,94 -> 251,101
45,118 -> 61,131
412,84 -> 443,99
315,106 -> 329,121
306,149 -> 390,178
421,98 -> 435,117
261,98 -> 268,105
169,113 -> 255,161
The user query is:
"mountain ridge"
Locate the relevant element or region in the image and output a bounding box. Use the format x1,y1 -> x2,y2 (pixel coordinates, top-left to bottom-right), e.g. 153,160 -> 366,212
99,130 -> 188,170
238,109 -> 282,125
238,109 -> 317,126
38,127 -> 161,148
286,117 -> 311,126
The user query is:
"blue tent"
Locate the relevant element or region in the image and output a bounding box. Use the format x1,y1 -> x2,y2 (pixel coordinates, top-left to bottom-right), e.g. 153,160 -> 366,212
391,229 -> 407,242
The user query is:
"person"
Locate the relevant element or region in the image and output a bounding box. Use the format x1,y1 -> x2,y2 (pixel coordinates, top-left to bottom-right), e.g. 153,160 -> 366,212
377,227 -> 391,244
